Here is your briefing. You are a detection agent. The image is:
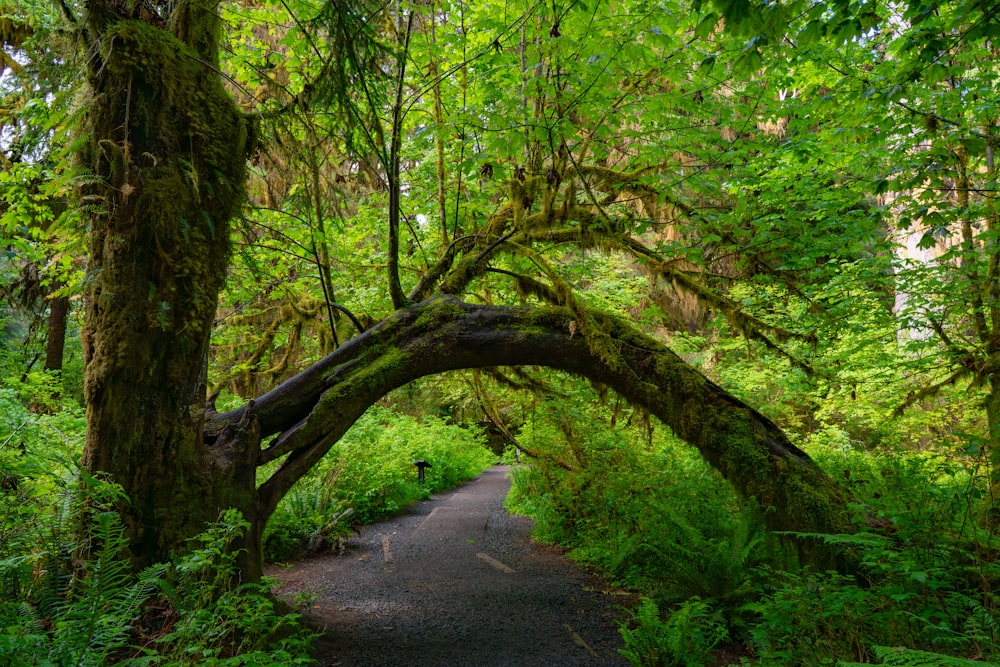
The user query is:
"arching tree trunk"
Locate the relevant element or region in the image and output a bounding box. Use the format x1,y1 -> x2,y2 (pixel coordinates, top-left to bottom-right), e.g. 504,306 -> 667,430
209,296 -> 854,578
76,3 -> 850,579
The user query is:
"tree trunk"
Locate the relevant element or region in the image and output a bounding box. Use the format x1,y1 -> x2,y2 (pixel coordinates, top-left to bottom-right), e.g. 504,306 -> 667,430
43,292 -> 68,374
985,373 -> 1000,522
209,297 -> 854,577
80,1 -> 253,569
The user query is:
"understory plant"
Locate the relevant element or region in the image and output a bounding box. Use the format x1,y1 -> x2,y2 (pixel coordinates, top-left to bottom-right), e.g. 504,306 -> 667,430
618,596 -> 729,667
506,380 -> 1000,666
263,405 -> 494,560
0,475 -> 315,666
837,645 -> 1000,666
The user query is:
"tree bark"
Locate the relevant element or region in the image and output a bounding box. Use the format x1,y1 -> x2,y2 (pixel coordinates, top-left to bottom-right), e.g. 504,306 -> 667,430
43,292 -> 68,374
985,372 -> 1000,522
80,1 -> 254,568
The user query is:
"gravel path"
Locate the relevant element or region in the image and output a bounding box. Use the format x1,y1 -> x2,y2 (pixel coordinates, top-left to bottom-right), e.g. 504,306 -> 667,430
268,465 -> 632,666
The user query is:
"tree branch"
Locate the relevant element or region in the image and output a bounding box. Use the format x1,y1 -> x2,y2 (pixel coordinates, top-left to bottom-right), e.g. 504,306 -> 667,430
209,296 -> 852,534
387,10 -> 415,310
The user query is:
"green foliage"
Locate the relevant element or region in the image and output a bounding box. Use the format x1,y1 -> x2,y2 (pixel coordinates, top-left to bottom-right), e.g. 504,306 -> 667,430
506,380 -> 771,601
619,596 -> 729,667
4,0 -> 1000,665
838,645 -> 1000,666
264,406 -> 493,560
505,370 -> 999,665
143,509 -> 315,665
43,512 -> 164,667
0,387 -> 85,606
714,452 -> 997,662
748,446 -> 999,663
0,489 -> 315,666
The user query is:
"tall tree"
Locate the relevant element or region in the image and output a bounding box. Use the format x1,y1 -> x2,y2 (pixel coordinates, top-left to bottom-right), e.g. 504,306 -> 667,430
80,0 -> 255,565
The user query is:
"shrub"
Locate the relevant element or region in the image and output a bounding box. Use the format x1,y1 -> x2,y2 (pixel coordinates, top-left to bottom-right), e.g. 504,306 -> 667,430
619,596 -> 728,667
263,406 -> 493,560
0,477 -> 315,666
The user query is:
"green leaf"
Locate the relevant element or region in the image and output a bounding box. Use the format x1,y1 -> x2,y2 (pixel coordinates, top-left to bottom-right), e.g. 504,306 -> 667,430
797,19 -> 824,47
694,12 -> 719,39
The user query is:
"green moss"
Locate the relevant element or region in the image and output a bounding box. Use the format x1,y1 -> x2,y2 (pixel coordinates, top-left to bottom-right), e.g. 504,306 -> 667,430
357,348 -> 410,387
410,296 -> 466,330
88,18 -> 250,223
83,15 -> 252,349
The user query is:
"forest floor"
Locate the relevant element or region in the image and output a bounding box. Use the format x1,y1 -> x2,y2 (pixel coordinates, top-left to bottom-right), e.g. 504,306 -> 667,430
267,465 -> 634,666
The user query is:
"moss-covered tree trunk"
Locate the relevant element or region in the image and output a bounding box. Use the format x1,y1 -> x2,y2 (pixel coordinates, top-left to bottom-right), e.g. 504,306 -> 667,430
208,297 -> 855,578
985,373 -> 1000,522
43,291 -> 68,374
80,0 -> 256,570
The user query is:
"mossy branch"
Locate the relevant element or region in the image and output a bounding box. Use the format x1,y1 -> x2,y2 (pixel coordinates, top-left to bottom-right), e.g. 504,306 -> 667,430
893,367 -> 971,417
209,296 -> 853,535
480,366 -> 564,397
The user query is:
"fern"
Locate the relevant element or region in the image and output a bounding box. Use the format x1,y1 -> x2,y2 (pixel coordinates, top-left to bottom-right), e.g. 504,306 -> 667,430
619,596 -> 728,667
875,646 -> 1000,666
633,500 -> 766,604
619,597 -> 667,667
48,510 -> 162,667
0,602 -> 49,662
33,545 -> 75,622
953,592 -> 999,654
835,645 -> 1000,666
152,510 -> 316,664
1,489 -> 314,666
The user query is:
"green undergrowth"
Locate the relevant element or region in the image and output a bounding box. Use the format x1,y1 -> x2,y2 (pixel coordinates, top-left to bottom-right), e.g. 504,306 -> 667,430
0,473 -> 315,666
263,405 -> 494,561
506,415 -> 1000,666
837,645 -> 1000,666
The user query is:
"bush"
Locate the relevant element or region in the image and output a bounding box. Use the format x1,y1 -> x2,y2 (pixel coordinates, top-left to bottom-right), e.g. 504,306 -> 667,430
619,596 -> 728,667
0,478 -> 315,666
505,380 -> 1000,666
263,406 -> 493,560
507,420 -> 770,604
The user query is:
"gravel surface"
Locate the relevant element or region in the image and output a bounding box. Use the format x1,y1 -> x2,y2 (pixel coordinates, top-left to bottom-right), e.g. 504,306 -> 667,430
268,465 -> 633,666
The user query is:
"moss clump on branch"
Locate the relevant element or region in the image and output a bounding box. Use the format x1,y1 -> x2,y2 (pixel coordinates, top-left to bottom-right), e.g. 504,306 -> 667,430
83,16 -> 253,354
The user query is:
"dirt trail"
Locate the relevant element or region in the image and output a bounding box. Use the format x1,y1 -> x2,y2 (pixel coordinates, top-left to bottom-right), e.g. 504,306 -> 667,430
268,465 -> 632,666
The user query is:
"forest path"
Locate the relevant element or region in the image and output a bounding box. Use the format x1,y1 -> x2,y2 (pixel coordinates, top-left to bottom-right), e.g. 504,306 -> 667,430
268,465 -> 632,666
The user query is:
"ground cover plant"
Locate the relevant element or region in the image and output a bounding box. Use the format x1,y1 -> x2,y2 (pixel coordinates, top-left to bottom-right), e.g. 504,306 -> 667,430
505,362 -> 1000,665
0,454 -> 316,665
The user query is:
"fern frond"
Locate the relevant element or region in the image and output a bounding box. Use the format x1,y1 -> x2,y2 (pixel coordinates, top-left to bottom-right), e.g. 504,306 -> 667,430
49,510 -> 156,667
777,531 -> 894,549
871,645 -> 999,666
